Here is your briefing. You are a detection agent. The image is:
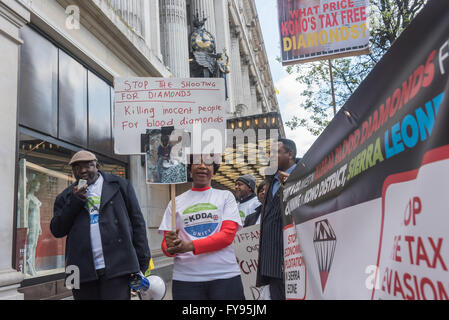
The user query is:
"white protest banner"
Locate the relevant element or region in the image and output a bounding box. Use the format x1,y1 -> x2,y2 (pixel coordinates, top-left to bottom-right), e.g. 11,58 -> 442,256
233,224 -> 269,300
281,2 -> 449,299
114,77 -> 227,155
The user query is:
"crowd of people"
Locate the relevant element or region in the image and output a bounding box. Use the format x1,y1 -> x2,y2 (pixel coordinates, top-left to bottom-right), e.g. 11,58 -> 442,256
50,138 -> 298,300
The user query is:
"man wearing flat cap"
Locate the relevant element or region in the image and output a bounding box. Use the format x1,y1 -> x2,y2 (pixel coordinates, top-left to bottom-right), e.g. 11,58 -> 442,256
235,175 -> 261,225
50,150 -> 151,300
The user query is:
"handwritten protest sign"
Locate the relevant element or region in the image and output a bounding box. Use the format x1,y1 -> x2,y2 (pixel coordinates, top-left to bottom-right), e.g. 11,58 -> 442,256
278,0 -> 369,64
114,78 -> 227,155
233,224 -> 269,300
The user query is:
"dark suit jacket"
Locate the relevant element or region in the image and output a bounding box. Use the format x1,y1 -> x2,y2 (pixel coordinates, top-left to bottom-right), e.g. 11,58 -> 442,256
256,176 -> 283,286
50,171 -> 151,283
243,205 -> 262,227
256,159 -> 300,286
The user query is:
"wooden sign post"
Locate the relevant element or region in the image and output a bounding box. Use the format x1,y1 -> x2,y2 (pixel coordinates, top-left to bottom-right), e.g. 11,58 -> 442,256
171,184 -> 176,231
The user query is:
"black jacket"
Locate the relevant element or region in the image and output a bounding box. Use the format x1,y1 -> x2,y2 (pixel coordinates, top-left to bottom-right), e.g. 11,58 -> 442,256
256,176 -> 283,285
50,171 -> 151,283
256,159 -> 301,286
243,205 -> 262,227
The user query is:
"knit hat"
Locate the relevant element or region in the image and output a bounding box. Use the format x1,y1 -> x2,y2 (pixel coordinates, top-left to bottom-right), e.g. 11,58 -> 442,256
236,175 -> 257,192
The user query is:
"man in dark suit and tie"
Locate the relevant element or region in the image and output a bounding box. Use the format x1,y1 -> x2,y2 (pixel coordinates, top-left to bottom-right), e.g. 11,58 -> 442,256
256,139 -> 299,300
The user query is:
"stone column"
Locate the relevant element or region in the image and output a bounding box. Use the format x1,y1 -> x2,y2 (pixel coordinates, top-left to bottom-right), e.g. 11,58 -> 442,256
110,0 -> 144,37
256,88 -> 265,113
241,55 -> 252,115
257,99 -> 263,113
213,0 -> 234,113
143,0 -> 162,60
0,0 -> 30,300
159,0 -> 190,77
190,0 -> 216,37
250,79 -> 258,115
230,27 -> 243,112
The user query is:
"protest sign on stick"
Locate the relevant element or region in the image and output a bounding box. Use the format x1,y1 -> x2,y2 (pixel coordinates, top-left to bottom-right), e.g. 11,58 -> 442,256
114,77 -> 227,155
115,77 -> 227,232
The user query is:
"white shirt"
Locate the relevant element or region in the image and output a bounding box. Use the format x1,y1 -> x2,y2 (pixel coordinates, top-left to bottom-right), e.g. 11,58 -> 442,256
159,187 -> 242,282
238,195 -> 261,224
87,174 -> 105,270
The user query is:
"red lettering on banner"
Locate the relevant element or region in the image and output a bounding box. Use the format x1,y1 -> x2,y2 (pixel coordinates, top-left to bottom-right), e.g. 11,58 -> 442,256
381,267 -> 392,293
403,197 -> 422,226
315,152 -> 335,180
403,236 -> 447,270
416,237 -> 432,268
390,235 -> 402,262
429,238 -> 447,271
288,233 -> 297,245
393,270 -> 406,299
423,50 -> 437,87
325,49 -> 437,173
403,273 -> 415,300
381,267 -> 449,300
333,129 -> 360,167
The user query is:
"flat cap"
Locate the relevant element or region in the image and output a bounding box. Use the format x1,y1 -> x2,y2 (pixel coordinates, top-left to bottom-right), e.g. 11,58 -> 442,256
236,174 -> 257,192
69,150 -> 97,166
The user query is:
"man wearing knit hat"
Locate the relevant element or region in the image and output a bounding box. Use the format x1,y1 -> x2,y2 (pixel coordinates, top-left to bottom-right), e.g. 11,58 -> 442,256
235,174 -> 261,225
50,150 -> 151,300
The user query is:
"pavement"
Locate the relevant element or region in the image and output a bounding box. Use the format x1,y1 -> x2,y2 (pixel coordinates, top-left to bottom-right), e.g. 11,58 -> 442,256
63,280 -> 173,300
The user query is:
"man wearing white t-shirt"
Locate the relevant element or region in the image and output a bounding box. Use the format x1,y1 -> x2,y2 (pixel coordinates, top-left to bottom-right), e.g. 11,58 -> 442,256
159,154 -> 245,300
244,181 -> 267,227
235,175 -> 261,224
51,150 -> 151,300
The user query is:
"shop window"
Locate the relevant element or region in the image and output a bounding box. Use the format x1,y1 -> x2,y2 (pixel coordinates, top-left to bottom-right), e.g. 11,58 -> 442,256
16,132 -> 126,279
19,25 -> 120,160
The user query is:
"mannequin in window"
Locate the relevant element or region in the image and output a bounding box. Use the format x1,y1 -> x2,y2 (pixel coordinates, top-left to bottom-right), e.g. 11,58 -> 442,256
26,178 -> 42,276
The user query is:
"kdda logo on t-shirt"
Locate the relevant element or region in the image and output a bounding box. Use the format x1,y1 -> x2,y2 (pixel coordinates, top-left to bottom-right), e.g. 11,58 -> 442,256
183,203 -> 219,238
88,196 -> 100,224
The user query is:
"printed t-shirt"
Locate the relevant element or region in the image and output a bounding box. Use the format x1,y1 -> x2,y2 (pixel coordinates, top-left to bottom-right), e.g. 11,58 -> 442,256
87,174 -> 105,270
158,187 -> 242,282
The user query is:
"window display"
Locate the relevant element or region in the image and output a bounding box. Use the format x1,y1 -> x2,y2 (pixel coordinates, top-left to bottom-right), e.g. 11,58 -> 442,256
16,132 -> 127,279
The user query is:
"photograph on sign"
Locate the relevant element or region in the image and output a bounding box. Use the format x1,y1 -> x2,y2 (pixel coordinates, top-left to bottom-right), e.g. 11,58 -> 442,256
278,0 -> 369,65
143,127 -> 187,185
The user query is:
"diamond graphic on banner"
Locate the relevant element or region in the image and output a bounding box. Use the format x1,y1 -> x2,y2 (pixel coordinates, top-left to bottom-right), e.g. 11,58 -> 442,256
313,219 -> 337,293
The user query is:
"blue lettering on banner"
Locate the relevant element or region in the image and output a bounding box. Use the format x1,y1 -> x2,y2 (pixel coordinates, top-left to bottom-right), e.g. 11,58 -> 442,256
384,92 -> 445,159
